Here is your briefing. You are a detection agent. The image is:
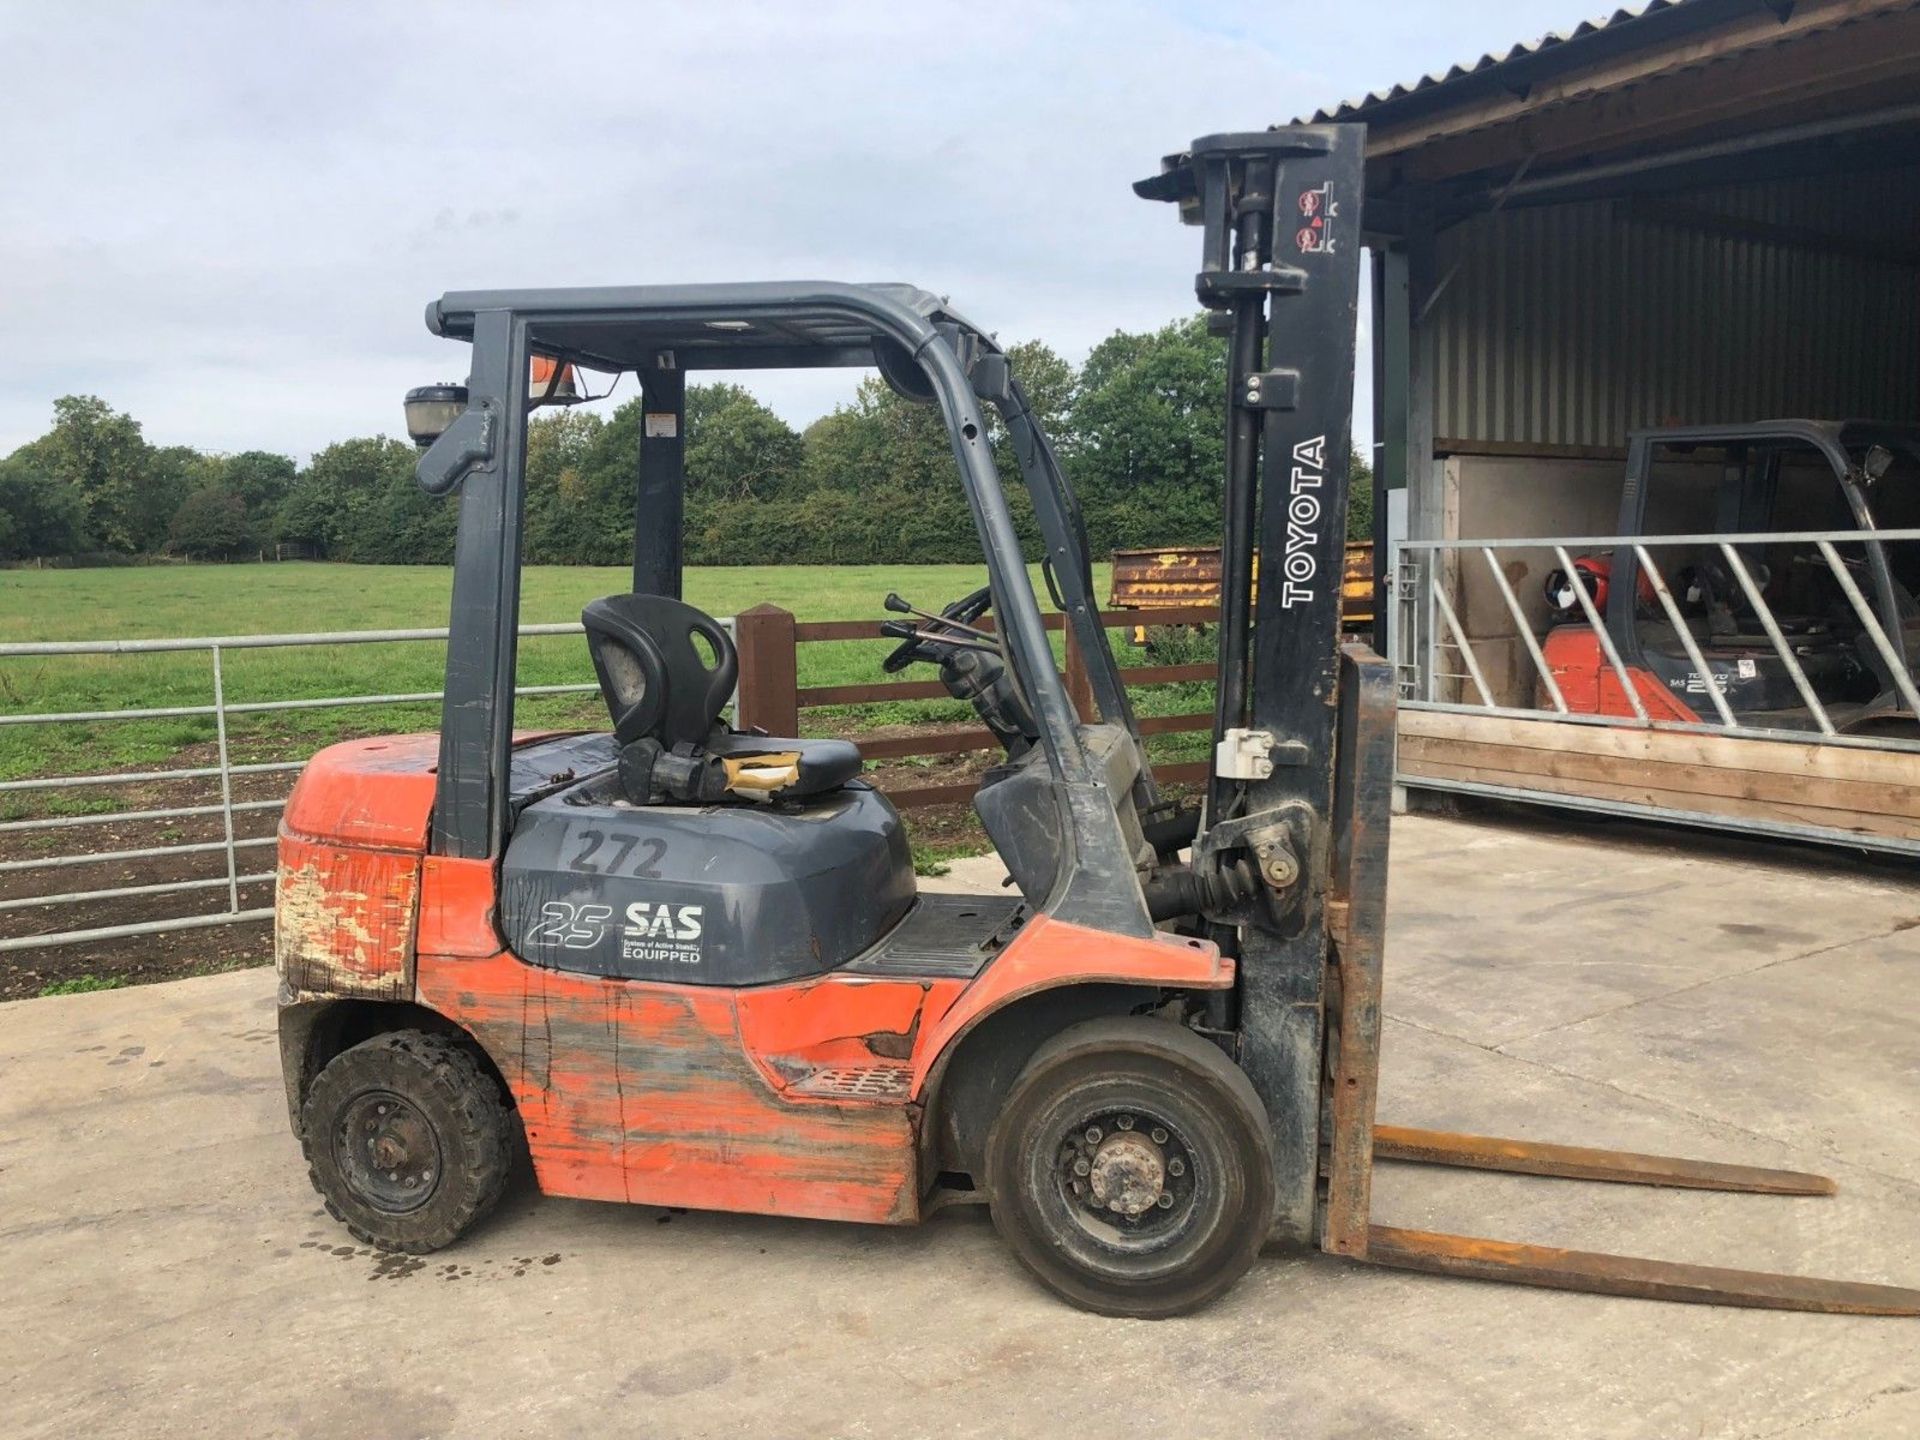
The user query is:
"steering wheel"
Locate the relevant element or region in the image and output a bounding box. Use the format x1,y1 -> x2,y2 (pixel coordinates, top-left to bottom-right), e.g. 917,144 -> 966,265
881,585 -> 994,673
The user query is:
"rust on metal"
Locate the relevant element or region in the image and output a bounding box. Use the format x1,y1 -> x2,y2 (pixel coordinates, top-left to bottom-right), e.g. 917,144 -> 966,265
1362,1226 -> 1920,1316
1108,542 -> 1374,628
1319,644 -> 1398,1258
1372,1125 -> 1838,1196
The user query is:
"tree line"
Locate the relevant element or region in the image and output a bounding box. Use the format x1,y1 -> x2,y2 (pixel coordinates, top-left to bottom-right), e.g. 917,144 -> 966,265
0,316 -> 1371,567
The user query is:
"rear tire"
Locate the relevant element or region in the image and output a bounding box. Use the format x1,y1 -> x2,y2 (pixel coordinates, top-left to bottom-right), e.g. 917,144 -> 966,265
301,1030 -> 514,1254
984,1016 -> 1274,1318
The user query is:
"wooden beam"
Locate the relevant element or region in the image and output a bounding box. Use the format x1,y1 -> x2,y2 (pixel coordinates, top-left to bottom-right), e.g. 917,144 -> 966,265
1403,753 -> 1920,840
1397,731 -> 1920,823
1399,708 -> 1920,787
1396,709 -> 1920,841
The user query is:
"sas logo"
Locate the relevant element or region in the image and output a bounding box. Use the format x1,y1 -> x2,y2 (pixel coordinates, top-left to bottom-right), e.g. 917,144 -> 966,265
622,901 -> 704,965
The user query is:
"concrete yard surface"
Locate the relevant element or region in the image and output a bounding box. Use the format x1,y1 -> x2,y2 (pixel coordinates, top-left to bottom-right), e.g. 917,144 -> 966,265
3,814 -> 1918,1439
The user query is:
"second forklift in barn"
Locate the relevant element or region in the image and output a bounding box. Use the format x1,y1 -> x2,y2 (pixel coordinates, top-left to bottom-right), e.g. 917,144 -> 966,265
273,127 -> 1919,1318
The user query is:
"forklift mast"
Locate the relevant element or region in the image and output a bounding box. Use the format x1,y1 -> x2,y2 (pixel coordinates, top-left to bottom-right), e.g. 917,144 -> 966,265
1139,128 -> 1372,1243
1140,130 -> 1920,1314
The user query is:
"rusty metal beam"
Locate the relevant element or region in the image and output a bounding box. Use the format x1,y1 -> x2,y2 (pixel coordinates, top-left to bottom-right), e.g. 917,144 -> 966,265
1363,1227 -> 1920,1315
1319,647 -> 1398,1259
1373,1125 -> 1838,1196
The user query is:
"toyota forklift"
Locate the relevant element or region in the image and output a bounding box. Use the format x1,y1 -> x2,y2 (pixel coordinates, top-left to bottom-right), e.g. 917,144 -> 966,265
274,127 -> 1920,1318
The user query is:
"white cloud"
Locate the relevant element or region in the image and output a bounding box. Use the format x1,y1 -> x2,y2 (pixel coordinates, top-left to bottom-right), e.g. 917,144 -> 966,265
0,0 -> 1608,462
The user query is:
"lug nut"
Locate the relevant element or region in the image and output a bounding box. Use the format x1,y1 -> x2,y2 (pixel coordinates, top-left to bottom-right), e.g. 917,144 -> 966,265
1157,1193 -> 1174,1209
1167,1158 -> 1186,1177
1116,1115 -> 1134,1131
1151,1128 -> 1169,1145
1073,1158 -> 1090,1176
1085,1127 -> 1103,1144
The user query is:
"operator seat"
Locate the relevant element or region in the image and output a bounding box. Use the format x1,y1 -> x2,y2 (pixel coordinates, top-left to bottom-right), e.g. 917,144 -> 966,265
581,594 -> 862,804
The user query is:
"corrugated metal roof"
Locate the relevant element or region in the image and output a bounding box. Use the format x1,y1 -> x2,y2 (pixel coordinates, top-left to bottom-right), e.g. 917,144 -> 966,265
1307,0 -> 1693,123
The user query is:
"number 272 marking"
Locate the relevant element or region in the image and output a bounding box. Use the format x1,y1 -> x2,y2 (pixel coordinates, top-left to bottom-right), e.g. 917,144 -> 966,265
569,829 -> 665,877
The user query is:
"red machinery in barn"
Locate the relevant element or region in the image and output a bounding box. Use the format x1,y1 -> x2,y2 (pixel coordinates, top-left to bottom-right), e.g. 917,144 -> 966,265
1541,421 -> 1920,737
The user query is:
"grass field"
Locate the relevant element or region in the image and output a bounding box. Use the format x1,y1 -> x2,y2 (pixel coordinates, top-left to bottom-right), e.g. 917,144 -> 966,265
0,561 -> 1214,794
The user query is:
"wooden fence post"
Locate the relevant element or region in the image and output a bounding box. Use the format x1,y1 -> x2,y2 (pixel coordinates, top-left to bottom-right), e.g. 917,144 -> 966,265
733,603 -> 800,736
1063,622 -> 1096,723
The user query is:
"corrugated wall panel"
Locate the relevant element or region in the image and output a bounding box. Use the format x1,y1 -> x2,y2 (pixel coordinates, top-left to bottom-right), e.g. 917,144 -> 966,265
1423,167 -> 1920,447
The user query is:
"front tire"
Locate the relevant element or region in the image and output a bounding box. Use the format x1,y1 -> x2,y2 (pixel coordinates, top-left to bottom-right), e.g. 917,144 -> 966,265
301,1030 -> 514,1254
984,1016 -> 1275,1318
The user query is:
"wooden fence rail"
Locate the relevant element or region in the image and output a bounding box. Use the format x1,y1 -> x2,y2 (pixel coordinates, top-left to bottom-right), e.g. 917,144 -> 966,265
733,602 -> 1220,809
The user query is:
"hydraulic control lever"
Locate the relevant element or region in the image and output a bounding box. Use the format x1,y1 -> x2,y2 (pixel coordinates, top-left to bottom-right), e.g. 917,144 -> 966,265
885,591 -> 995,641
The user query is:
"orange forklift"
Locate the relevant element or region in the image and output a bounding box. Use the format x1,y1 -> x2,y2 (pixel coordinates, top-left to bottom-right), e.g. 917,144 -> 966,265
274,128 -> 1919,1318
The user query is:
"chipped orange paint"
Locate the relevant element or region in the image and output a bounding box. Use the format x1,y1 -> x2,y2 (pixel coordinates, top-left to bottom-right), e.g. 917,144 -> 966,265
284,726 -> 1236,1227
907,913 -> 1231,1096
410,918 -> 1226,1225
281,733 -> 440,851
277,733 -> 437,1001
275,834 -> 419,1001
417,855 -> 502,956
416,951 -> 927,1222
734,975 -> 967,1094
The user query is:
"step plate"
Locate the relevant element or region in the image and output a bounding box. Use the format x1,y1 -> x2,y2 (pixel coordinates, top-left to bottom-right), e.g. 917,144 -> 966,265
837,895 -> 1025,979
791,1064 -> 913,1100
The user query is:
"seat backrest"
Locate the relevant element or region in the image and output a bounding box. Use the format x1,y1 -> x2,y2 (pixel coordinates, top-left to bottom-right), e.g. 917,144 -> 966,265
581,594 -> 739,749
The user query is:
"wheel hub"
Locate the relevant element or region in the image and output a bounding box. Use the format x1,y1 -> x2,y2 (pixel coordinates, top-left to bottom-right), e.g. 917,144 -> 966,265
336,1090 -> 442,1215
1055,1108 -> 1195,1242
1088,1132 -> 1166,1216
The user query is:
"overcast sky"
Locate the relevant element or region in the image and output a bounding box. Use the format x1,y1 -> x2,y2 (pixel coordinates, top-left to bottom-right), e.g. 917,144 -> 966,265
1,1 -> 1603,464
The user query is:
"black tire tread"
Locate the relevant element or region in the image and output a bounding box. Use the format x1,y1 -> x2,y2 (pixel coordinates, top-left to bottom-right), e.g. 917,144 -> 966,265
985,1014 -> 1275,1319
301,1029 -> 514,1254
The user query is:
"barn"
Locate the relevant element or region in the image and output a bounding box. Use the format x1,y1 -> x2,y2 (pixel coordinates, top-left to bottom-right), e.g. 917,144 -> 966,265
1338,0 -> 1920,851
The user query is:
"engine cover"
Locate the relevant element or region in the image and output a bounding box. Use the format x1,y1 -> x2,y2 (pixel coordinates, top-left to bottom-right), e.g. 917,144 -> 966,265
500,775 -> 915,986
